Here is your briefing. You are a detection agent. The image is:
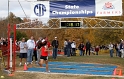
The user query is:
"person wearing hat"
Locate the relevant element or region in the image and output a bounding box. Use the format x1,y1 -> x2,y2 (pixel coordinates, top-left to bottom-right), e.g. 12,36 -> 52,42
52,37 -> 59,59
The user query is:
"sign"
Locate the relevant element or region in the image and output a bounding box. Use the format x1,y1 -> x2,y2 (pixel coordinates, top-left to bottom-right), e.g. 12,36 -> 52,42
30,0 -> 122,18
61,21 -> 81,28
50,1 -> 95,18
31,1 -> 50,18
95,0 -> 122,16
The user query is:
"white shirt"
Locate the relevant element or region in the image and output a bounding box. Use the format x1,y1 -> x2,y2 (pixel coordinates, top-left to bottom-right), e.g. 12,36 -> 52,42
20,42 -> 27,53
71,42 -> 76,48
64,41 -> 68,47
108,44 -> 113,50
27,39 -> 35,49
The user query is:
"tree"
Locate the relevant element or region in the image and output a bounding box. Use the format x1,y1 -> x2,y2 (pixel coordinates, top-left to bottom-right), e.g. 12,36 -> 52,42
11,31 -> 28,41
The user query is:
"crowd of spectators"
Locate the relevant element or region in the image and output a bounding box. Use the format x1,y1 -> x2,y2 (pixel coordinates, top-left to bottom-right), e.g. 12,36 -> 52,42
1,36 -> 124,58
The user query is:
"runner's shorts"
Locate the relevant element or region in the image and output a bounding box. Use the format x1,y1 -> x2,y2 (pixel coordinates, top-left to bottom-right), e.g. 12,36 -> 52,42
40,56 -> 48,60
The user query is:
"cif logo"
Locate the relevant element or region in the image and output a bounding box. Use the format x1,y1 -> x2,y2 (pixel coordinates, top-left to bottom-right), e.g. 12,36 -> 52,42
34,4 -> 46,16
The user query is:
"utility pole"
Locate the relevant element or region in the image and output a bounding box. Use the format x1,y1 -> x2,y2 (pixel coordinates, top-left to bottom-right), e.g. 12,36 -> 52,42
8,0 -> 9,24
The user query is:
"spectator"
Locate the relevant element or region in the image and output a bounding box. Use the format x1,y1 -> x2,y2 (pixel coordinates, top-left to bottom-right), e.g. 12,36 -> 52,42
91,46 -> 95,55
86,40 -> 91,56
19,38 -> 27,66
67,39 -> 72,57
3,39 -> 7,46
95,46 -> 99,55
108,42 -> 114,57
71,40 -> 76,56
117,43 -> 121,57
115,43 -> 120,57
0,38 -> 2,45
32,38 -> 38,64
36,37 -> 42,63
78,42 -> 84,56
64,39 -> 68,55
27,36 -> 35,64
120,41 -> 124,58
52,37 -> 59,59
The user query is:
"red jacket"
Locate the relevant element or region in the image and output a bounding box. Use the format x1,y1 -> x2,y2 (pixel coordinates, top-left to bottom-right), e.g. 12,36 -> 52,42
95,47 -> 99,52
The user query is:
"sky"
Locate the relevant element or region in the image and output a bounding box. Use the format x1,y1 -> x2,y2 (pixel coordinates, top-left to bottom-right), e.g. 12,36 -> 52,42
0,0 -> 49,23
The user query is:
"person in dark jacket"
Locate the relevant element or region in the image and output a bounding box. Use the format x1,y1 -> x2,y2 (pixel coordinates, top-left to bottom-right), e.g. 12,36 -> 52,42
67,40 -> 72,57
86,41 -> 91,56
52,37 -> 59,59
120,40 -> 124,58
78,42 -> 84,56
64,39 -> 68,55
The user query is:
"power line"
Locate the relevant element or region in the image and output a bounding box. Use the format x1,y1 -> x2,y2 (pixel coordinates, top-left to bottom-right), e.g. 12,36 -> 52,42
17,0 -> 28,18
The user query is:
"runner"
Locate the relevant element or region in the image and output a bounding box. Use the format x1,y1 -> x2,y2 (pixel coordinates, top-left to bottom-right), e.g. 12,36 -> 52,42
39,39 -> 50,72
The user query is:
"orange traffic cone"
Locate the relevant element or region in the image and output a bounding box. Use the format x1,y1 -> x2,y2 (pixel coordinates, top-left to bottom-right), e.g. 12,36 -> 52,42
23,63 -> 28,71
119,69 -> 122,76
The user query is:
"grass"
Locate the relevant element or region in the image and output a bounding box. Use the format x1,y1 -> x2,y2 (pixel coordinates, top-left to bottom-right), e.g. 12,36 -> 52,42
0,50 -> 124,79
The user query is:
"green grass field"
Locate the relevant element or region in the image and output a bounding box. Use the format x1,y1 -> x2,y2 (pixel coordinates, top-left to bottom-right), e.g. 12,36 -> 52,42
0,50 -> 124,79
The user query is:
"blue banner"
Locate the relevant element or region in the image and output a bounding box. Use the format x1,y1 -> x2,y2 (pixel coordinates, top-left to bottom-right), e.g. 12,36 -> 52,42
31,0 -> 122,18
50,0 -> 95,18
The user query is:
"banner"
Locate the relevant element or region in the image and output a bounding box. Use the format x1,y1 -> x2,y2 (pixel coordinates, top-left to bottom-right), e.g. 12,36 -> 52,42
95,0 -> 122,16
50,1 -> 95,18
30,0 -> 122,18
